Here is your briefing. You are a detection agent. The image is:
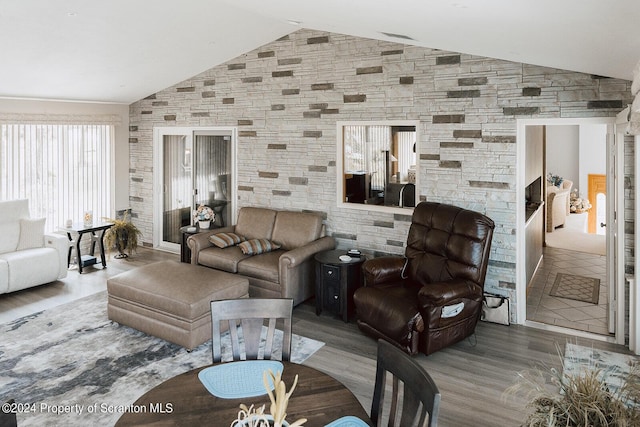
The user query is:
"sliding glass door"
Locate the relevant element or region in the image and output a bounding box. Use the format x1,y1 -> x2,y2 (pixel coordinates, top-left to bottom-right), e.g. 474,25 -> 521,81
153,127 -> 236,252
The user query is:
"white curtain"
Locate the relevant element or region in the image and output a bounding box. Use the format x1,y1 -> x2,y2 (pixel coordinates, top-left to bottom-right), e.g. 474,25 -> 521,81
396,131 -> 416,182
0,123 -> 113,232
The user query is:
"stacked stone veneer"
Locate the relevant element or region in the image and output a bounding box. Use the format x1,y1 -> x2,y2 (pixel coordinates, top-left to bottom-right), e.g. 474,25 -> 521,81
129,29 -> 633,315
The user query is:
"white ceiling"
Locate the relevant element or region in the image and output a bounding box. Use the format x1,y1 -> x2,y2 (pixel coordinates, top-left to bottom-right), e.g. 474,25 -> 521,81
1,0 -> 638,104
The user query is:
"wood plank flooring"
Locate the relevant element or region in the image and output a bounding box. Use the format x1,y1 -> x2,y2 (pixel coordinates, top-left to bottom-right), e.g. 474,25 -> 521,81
0,247 -> 635,426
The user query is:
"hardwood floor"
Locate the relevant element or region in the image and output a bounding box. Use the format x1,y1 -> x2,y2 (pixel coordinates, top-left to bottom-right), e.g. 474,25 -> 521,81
0,247 -> 635,426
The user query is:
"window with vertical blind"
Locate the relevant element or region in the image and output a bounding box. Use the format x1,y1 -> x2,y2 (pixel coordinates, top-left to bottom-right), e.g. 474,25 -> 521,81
0,123 -> 113,233
338,120 -> 419,213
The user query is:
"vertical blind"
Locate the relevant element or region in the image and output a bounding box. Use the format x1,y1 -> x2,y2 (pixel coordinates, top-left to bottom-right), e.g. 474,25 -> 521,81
396,131 -> 416,182
0,124 -> 113,232
343,125 -> 391,190
194,135 -> 231,204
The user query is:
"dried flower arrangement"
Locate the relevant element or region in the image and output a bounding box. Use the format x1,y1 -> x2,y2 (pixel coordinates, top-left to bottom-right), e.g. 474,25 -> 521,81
547,173 -> 564,187
505,345 -> 640,426
231,369 -> 306,427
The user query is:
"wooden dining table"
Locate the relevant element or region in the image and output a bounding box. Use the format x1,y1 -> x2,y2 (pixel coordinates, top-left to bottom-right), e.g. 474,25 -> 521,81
115,361 -> 371,426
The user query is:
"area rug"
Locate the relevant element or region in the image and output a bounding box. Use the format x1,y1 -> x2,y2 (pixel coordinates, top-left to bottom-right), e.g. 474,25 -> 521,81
550,272 -> 600,304
0,292 -> 324,427
563,343 -> 638,398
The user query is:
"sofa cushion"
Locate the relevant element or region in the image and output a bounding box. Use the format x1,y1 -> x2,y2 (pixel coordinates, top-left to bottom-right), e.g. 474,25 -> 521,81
17,218 -> 45,250
271,211 -> 323,250
197,246 -> 250,273
238,239 -> 281,256
237,250 -> 283,283
0,199 -> 30,254
0,248 -> 60,292
234,207 -> 277,240
209,232 -> 246,248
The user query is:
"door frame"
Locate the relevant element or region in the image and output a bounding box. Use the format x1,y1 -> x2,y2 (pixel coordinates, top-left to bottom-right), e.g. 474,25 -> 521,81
152,126 -> 237,253
619,106 -> 640,354
516,117 -> 623,344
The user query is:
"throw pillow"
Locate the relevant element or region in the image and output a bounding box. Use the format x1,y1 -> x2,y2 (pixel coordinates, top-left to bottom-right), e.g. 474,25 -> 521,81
16,217 -> 46,250
209,232 -> 246,248
238,239 -> 281,256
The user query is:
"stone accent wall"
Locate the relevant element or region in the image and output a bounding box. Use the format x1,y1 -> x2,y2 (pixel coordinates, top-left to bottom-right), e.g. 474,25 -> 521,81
129,29 -> 633,314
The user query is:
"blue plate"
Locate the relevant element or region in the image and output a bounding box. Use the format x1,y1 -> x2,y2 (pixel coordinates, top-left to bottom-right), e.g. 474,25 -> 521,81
198,360 -> 284,399
324,416 -> 370,427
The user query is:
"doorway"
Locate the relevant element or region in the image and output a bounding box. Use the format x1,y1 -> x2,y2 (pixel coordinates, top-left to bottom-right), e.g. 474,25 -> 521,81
517,117 -> 624,344
153,127 -> 236,253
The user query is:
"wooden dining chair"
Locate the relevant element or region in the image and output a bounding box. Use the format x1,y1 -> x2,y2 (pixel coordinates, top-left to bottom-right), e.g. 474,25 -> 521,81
210,298 -> 293,363
371,339 -> 441,427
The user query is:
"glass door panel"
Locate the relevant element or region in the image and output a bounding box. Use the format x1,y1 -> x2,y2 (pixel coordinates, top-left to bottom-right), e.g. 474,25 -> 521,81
154,127 -> 235,253
162,134 -> 192,246
194,134 -> 232,227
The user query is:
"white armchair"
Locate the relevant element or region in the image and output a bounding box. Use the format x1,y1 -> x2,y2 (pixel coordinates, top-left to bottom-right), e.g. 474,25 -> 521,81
546,180 -> 573,231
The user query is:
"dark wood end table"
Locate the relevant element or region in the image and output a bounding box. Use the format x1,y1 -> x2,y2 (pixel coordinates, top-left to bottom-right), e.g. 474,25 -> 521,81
315,249 -> 367,322
179,223 -> 219,263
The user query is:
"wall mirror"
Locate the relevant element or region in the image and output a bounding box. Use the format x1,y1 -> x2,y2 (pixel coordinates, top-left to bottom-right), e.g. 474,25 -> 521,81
337,121 -> 419,214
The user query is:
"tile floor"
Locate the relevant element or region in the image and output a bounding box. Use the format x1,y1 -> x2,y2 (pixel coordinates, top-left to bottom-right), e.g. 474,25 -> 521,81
526,245 -> 611,336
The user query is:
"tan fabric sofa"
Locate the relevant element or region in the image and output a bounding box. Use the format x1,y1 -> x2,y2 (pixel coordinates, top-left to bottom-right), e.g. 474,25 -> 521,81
187,207 -> 335,306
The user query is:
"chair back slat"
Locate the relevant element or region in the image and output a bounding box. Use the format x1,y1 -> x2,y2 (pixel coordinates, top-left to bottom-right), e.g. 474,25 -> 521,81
241,318 -> 265,359
228,319 -> 242,360
210,298 -> 293,363
371,340 -> 441,427
388,376 -> 400,426
264,317 -> 279,360
399,391 -> 423,427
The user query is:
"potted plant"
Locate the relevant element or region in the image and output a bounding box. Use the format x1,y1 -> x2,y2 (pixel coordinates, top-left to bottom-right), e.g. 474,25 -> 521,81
506,347 -> 640,426
103,212 -> 143,259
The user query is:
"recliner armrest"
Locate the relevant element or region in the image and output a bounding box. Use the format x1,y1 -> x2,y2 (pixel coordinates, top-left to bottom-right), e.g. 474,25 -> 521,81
417,279 -> 483,307
362,256 -> 405,286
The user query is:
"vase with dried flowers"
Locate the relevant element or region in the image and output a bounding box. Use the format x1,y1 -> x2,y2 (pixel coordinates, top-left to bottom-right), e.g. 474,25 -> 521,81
231,369 -> 306,427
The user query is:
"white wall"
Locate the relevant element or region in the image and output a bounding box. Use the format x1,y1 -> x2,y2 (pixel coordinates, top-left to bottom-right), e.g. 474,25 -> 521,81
546,125 -> 579,187
578,124 -> 607,197
0,98 -> 130,212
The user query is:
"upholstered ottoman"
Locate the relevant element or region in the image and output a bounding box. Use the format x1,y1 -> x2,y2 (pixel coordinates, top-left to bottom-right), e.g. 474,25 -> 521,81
107,260 -> 249,350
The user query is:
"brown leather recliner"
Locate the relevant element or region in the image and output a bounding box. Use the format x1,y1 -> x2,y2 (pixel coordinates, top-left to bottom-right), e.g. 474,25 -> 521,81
353,202 -> 495,355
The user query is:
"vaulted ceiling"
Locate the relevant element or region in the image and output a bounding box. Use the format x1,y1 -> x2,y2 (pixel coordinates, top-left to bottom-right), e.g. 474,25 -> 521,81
1,0 -> 637,104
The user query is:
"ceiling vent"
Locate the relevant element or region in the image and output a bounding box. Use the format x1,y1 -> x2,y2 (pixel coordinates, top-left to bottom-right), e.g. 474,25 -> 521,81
380,32 -> 415,41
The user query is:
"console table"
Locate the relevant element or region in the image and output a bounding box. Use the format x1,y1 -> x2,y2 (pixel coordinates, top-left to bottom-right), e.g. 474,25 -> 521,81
62,222 -> 113,273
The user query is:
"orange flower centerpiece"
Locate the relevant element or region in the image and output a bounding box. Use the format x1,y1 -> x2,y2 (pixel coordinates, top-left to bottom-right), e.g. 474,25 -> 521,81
231,369 -> 306,427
